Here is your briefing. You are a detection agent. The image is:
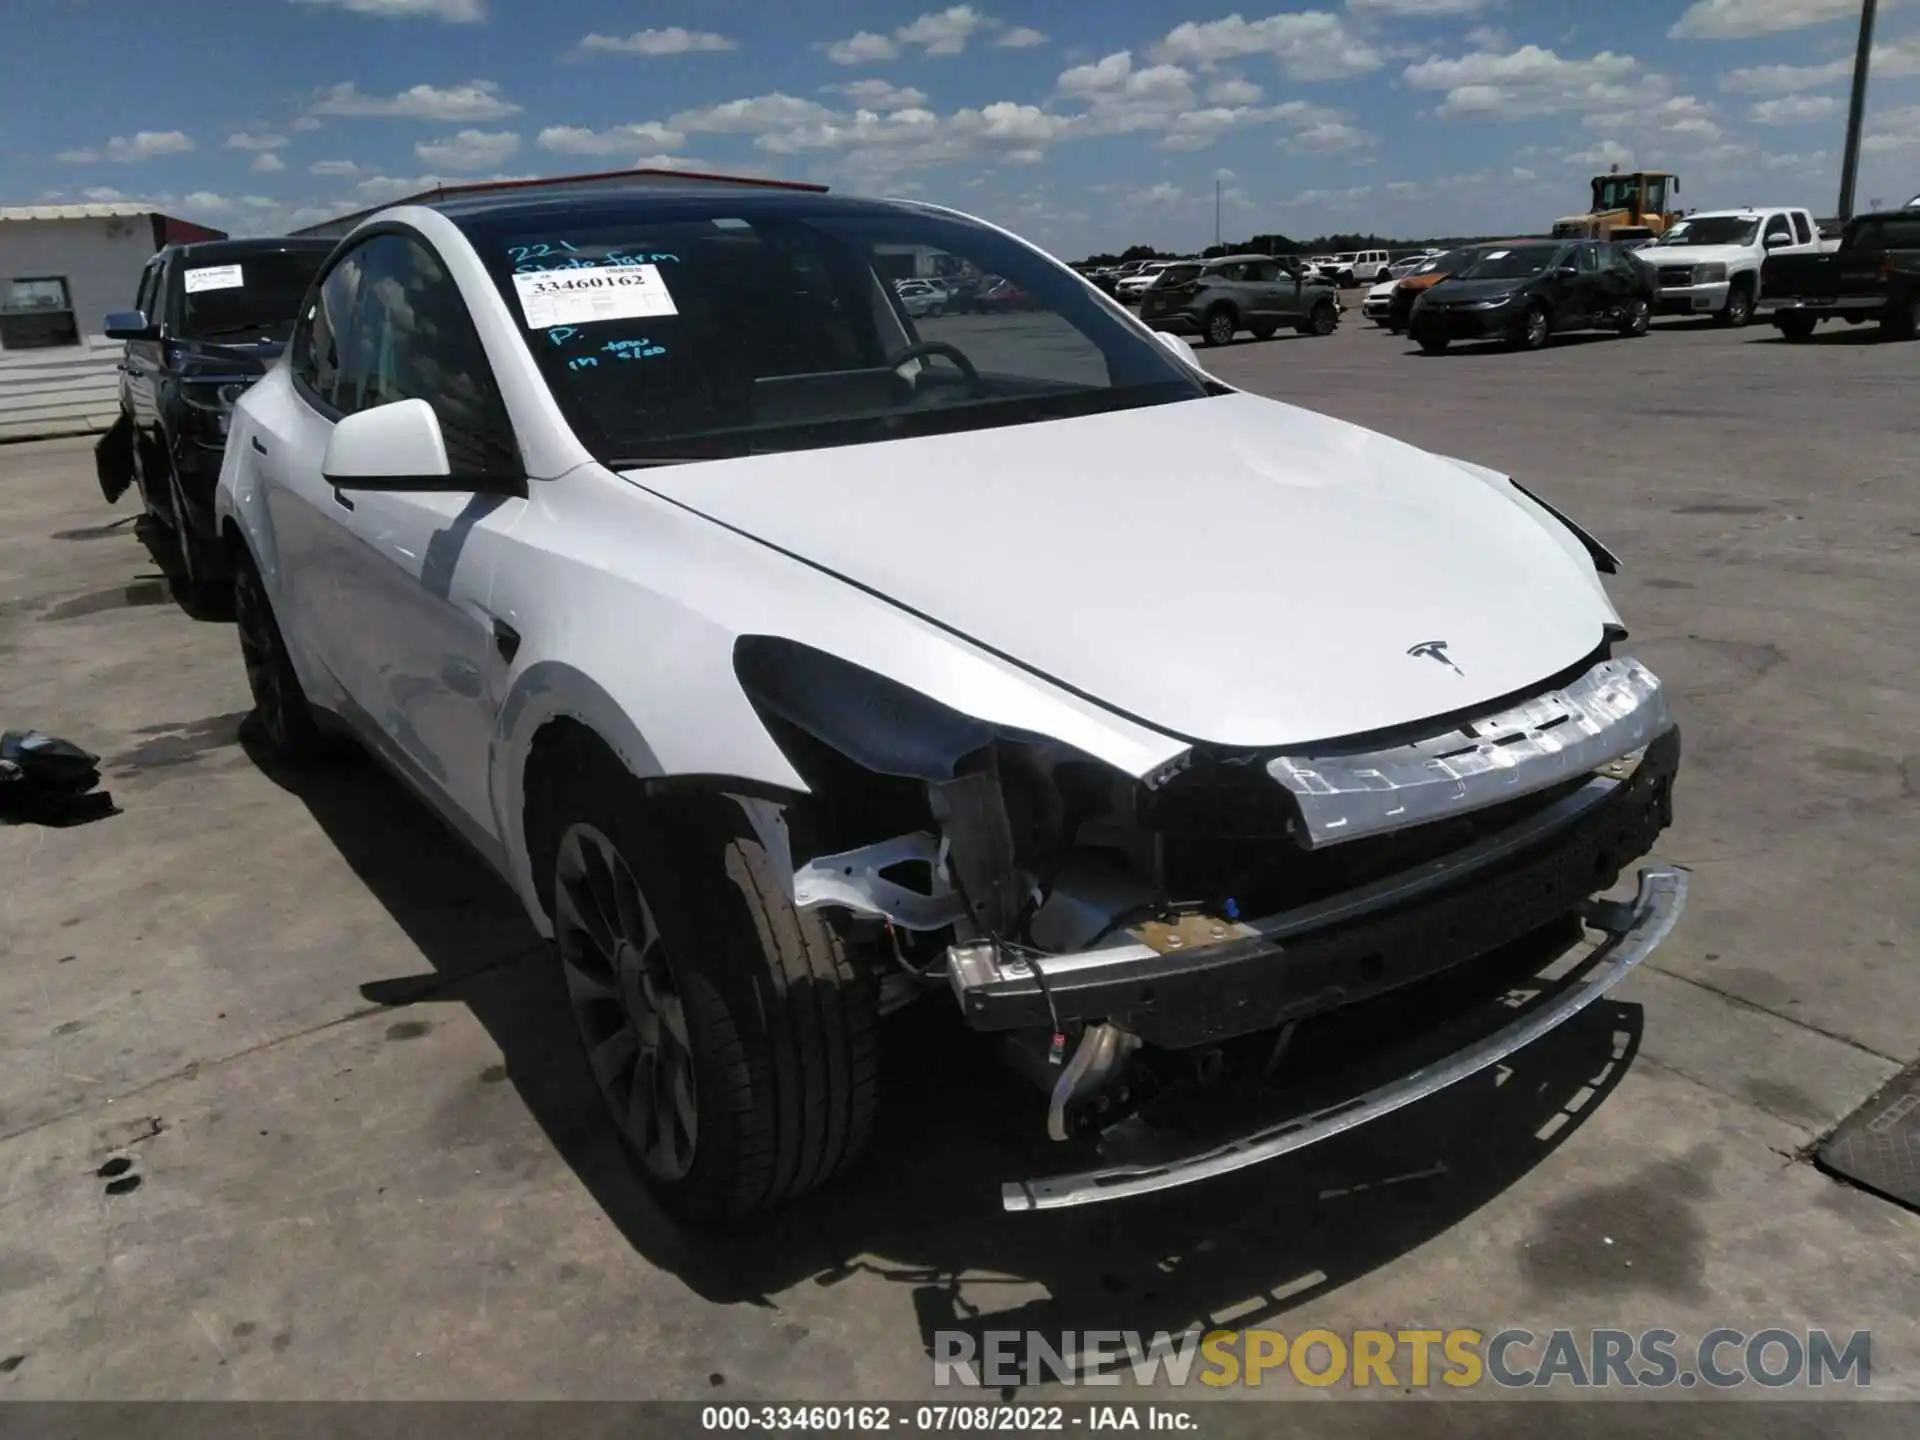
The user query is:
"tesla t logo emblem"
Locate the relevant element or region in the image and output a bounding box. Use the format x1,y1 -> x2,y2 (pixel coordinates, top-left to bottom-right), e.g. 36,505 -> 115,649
1407,640 -> 1464,676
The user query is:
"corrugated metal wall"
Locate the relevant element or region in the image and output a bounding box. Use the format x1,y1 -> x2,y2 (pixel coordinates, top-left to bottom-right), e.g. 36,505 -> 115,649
0,336 -> 121,441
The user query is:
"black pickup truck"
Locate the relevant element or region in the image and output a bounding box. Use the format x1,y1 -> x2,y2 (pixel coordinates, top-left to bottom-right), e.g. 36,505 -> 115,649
95,237 -> 334,606
1757,209 -> 1920,342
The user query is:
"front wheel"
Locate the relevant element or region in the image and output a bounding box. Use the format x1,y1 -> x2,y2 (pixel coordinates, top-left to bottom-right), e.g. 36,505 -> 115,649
1618,295 -> 1652,338
1418,336 -> 1450,355
545,765 -> 881,1223
1716,286 -> 1753,328
1513,304 -> 1551,351
1299,300 -> 1338,337
1202,307 -> 1237,347
232,547 -> 332,766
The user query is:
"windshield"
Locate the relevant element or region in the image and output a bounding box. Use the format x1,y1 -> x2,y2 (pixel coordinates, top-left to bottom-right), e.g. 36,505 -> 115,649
1452,245 -> 1561,281
1657,217 -> 1759,247
1850,216 -> 1920,249
468,200 -> 1210,465
1156,263 -> 1204,286
1414,249 -> 1468,276
177,250 -> 328,343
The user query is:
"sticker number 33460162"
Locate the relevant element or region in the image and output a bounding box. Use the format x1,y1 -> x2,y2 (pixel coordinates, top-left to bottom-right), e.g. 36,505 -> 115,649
512,263 -> 678,330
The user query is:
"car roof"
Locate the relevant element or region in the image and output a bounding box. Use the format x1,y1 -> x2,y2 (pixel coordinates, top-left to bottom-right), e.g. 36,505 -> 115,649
432,183 -> 925,234
162,237 -> 336,264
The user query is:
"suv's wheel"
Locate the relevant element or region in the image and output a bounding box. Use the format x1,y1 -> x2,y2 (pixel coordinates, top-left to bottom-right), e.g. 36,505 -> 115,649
1202,306 -> 1237,347
1513,303 -> 1551,351
1418,336 -> 1450,354
1878,293 -> 1918,341
1298,299 -> 1338,337
1248,322 -> 1278,341
1716,284 -> 1754,328
164,467 -> 231,617
544,762 -> 880,1223
1618,295 -> 1652,338
1776,311 -> 1817,343
231,546 -> 332,765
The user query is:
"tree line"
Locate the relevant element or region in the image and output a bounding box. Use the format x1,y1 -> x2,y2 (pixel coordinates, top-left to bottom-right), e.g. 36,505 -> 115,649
1077,233 -> 1521,266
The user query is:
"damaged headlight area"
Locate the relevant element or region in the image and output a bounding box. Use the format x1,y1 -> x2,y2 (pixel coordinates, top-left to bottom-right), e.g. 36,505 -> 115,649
732,636 -> 1684,1205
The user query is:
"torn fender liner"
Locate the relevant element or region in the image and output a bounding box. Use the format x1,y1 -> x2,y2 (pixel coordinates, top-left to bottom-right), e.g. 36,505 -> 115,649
95,413 -> 136,506
0,732 -> 118,827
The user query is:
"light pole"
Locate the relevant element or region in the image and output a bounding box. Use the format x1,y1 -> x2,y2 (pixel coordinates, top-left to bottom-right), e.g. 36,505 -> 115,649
1837,0 -> 1878,221
1214,178 -> 1222,250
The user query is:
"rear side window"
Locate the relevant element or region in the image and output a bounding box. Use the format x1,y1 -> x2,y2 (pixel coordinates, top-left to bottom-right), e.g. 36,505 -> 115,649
1850,216 -> 1920,249
1791,212 -> 1812,244
333,232 -> 519,477
134,262 -> 160,320
292,245 -> 363,409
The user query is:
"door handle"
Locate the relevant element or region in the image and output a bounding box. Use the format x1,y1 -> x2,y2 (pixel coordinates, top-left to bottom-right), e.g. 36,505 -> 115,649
250,435 -> 268,455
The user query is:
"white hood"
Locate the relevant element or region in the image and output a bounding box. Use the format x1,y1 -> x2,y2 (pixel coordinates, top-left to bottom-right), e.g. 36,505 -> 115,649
1642,244 -> 1749,267
1366,277 -> 1400,300
630,392 -> 1617,748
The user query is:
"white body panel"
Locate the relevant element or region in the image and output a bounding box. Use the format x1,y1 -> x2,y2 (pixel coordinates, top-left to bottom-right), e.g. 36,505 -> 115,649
217,200 -> 1629,939
1646,208 -> 1831,311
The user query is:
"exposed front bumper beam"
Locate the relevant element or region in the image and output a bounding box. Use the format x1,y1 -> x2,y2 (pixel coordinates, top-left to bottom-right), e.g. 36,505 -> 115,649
1001,864 -> 1688,1211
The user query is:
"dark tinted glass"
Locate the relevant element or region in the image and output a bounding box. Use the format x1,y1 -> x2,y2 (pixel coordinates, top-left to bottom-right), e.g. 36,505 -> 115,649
334,232 -> 518,476
1454,245 -> 1562,281
178,250 -> 330,343
293,247 -> 362,407
460,196 -> 1208,466
1850,216 -> 1920,249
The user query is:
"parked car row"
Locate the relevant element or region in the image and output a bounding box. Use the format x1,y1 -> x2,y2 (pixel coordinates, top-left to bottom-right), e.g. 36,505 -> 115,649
1353,205 -> 1919,354
88,182 -> 1690,1224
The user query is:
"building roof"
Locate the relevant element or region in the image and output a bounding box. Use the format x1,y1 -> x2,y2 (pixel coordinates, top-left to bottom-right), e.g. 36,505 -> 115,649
0,201 -> 161,222
293,165 -> 828,237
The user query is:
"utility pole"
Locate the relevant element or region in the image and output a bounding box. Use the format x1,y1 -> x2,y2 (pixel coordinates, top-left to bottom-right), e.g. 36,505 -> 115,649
1214,179 -> 1222,250
1837,0 -> 1878,221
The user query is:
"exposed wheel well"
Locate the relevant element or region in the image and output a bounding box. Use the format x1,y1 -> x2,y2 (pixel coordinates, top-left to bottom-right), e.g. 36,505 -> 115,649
1731,271 -> 1757,294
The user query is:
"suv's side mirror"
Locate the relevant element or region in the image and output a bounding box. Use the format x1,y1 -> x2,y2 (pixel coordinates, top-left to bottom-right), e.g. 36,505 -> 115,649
1764,231 -> 1790,248
322,398 -> 523,495
104,310 -> 157,341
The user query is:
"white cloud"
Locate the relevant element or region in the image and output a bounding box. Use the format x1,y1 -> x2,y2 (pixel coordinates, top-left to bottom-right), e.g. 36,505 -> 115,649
536,121 -> 689,154
1464,25 -> 1509,49
1288,183 -> 1373,208
309,80 -> 520,120
1670,0 -> 1872,40
289,0 -> 486,21
633,153 -> 707,170
822,31 -> 900,65
1347,0 -> 1496,13
81,186 -> 129,202
1128,182 -> 1186,205
1863,103 -> 1920,152
414,128 -> 523,168
1403,45 -> 1659,118
1287,117 -> 1374,150
225,131 -> 288,151
1722,38 -> 1920,93
1511,165 -> 1538,181
1751,93 -> 1840,124
1206,76 -> 1265,104
251,152 -> 287,172
1587,93 -> 1725,145
1149,13 -> 1383,81
827,79 -> 932,110
896,5 -> 991,56
309,158 -> 361,175
353,174 -> 442,201
290,116 -> 324,133
574,27 -> 737,57
1564,136 -> 1635,168
993,25 -> 1049,49
60,131 -> 196,164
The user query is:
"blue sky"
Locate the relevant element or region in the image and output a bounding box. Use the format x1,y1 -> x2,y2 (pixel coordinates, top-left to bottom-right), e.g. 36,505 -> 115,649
5,0 -> 1918,256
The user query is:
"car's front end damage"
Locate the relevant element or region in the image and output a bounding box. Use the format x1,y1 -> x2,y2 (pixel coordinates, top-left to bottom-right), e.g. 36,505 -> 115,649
730,632 -> 1684,1211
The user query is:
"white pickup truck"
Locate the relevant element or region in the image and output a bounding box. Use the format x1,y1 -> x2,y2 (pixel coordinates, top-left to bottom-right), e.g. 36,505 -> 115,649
1642,207 -> 1836,326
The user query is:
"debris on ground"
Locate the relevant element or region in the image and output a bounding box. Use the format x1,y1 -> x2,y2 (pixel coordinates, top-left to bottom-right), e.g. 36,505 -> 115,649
0,731 -> 118,826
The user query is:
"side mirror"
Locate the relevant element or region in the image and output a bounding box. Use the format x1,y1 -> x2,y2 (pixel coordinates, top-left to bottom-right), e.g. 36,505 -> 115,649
104,310 -> 156,341
1764,232 -> 1789,248
321,398 -> 523,495
1557,263 -> 1580,277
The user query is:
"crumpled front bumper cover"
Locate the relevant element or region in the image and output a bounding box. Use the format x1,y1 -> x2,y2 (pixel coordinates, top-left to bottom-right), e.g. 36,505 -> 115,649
1002,864 -> 1688,1211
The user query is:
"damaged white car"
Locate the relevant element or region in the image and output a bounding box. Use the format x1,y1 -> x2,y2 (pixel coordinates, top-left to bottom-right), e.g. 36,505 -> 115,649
216,185 -> 1687,1223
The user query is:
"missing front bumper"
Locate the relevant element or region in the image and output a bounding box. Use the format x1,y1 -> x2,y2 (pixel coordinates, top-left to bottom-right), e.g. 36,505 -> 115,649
1001,864 -> 1688,1211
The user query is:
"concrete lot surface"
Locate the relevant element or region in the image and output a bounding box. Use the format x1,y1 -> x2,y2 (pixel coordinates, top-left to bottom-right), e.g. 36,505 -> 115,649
0,312 -> 1915,1417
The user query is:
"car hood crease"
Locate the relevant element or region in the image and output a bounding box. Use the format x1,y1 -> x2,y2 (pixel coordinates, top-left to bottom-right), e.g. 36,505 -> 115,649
628,392 -> 1613,748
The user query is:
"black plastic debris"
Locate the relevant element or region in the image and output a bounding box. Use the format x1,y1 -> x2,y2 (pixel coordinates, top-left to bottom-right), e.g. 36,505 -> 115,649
95,413 -> 136,505
0,731 -> 119,826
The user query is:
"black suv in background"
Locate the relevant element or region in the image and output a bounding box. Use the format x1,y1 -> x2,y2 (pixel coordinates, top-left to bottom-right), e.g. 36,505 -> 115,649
1407,239 -> 1655,354
96,237 -> 334,606
1138,253 -> 1341,345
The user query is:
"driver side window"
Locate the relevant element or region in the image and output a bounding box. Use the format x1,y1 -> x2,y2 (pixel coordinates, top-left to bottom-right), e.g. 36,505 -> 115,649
1575,243 -> 1602,274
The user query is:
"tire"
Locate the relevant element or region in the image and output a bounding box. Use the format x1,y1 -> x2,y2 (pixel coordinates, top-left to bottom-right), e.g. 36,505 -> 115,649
1201,306 -> 1237,347
1299,300 -> 1338,337
542,755 -> 880,1223
1878,293 -> 1918,342
1618,295 -> 1652,338
1716,284 -> 1754,328
929,305 -> 945,318
1513,303 -> 1551,351
231,545 -> 333,766
166,466 -> 232,617
1249,323 -> 1278,341
1776,311 -> 1817,343
1418,337 -> 1450,355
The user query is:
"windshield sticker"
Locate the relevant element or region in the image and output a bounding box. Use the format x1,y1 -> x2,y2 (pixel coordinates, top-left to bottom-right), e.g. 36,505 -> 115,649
512,263 -> 678,329
1481,250 -> 1510,261
184,264 -> 245,294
